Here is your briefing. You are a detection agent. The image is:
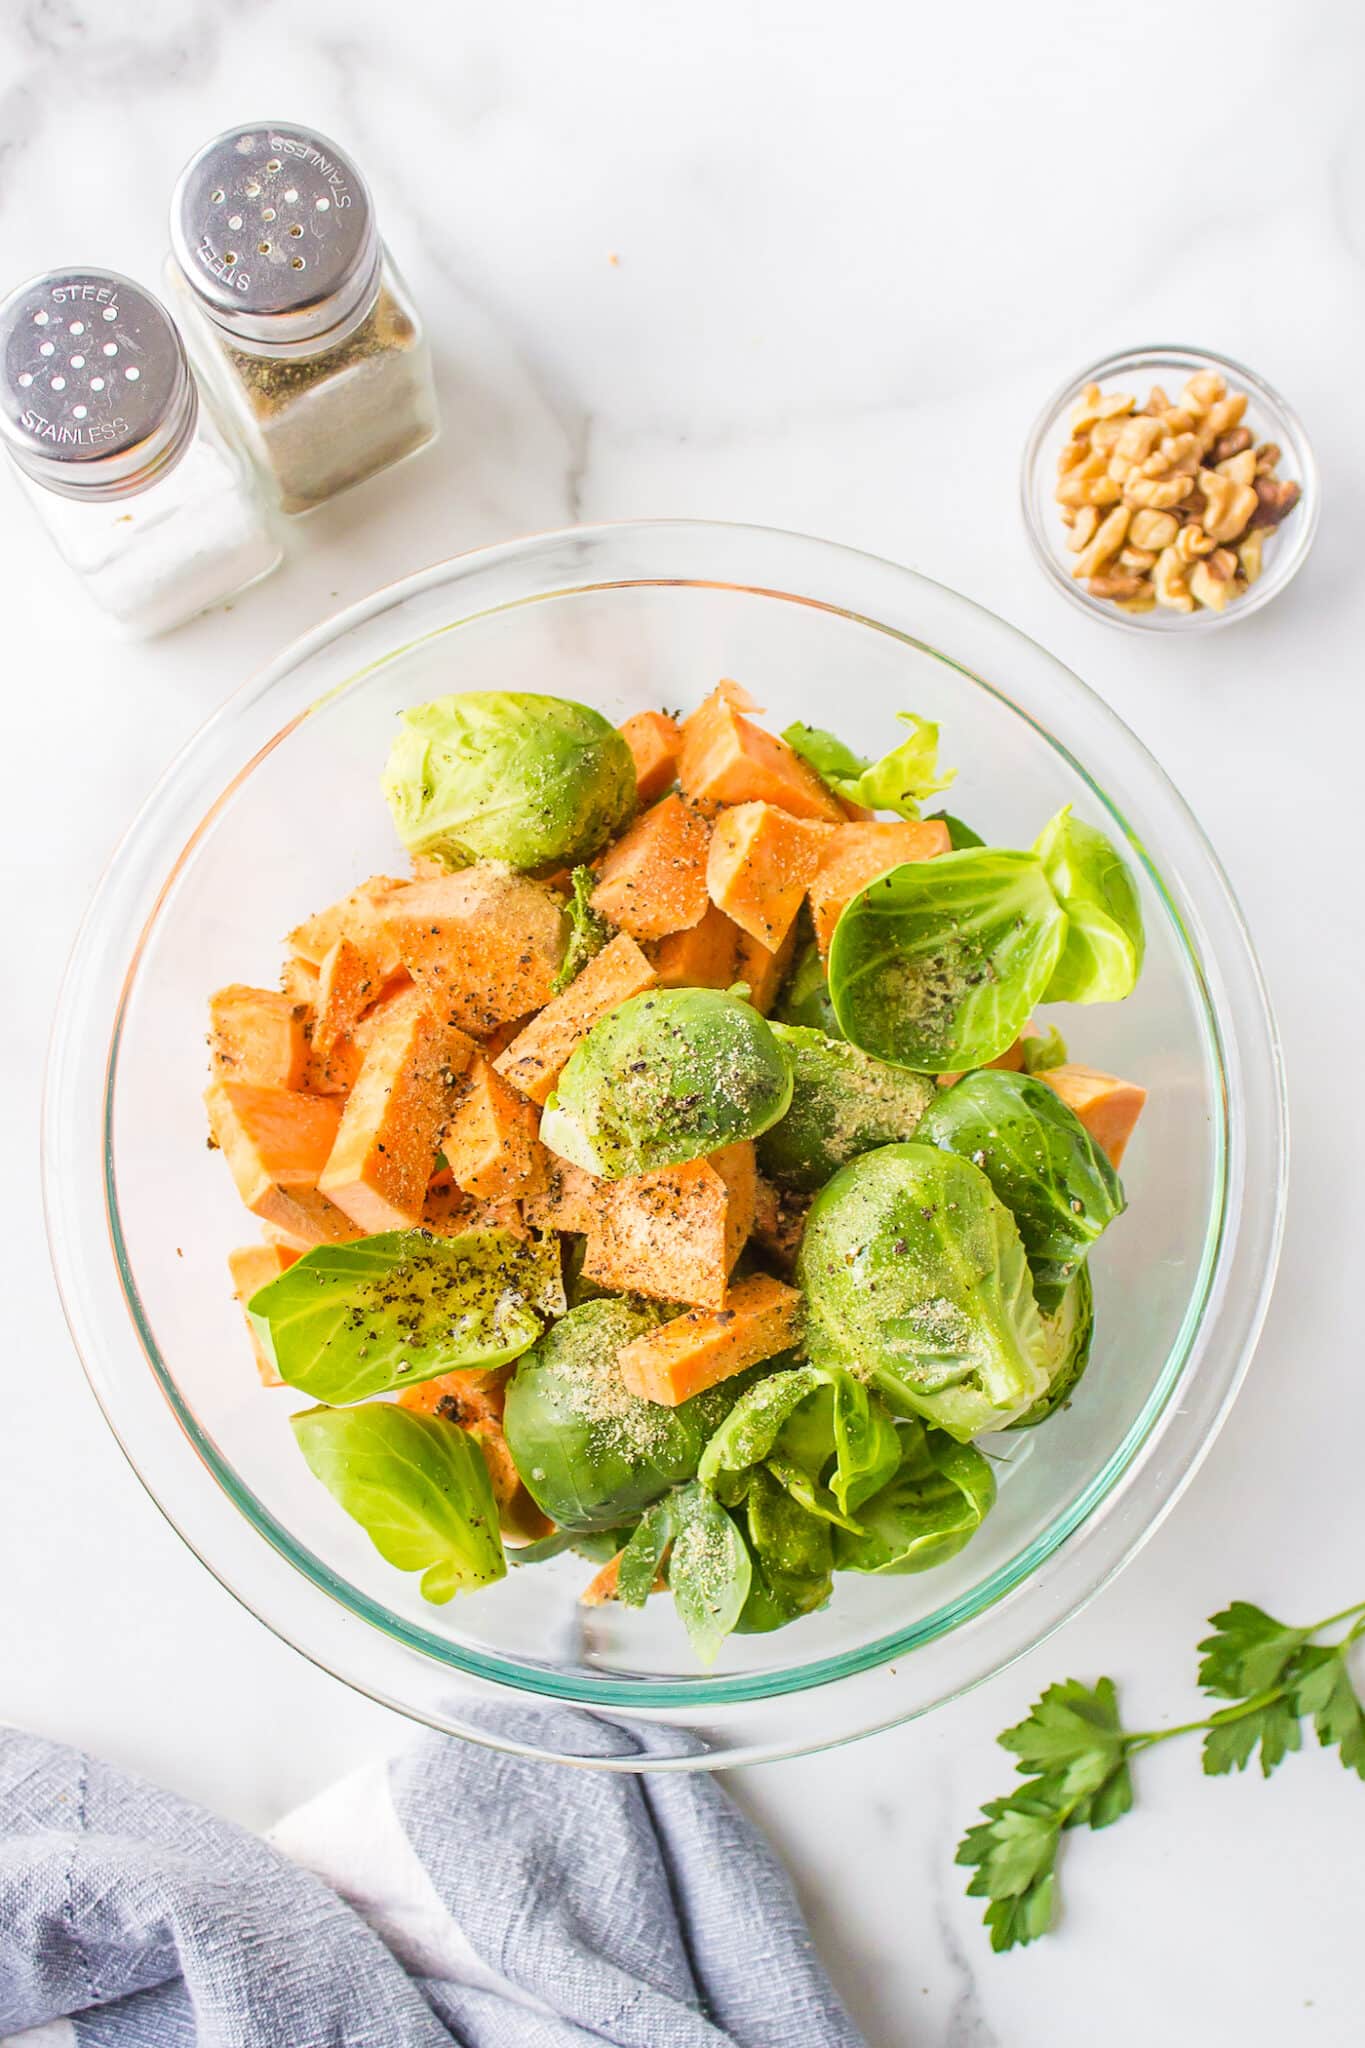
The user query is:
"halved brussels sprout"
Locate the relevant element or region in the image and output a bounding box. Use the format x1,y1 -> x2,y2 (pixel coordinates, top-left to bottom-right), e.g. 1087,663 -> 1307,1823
383,691 -> 636,871
914,1068 -> 1124,1313
757,1023 -> 935,1192
797,1142 -> 1051,1441
1009,1264 -> 1095,1429
503,1298 -> 747,1530
1033,806 -> 1144,1004
540,987 -> 794,1178
832,1417 -> 995,1575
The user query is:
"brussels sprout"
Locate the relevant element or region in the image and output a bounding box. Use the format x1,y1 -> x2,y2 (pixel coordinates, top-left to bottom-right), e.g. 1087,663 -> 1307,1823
699,1361 -> 901,1525
540,988 -> 794,1178
382,691 -> 636,871
827,849 -> 1067,1074
503,1299 -> 744,1530
914,1068 -> 1125,1313
797,1143 -> 1051,1441
735,1468 -> 834,1632
832,1417 -> 995,1575
292,1403 -> 506,1602
757,1023 -> 935,1192
783,712 -> 955,820
1033,806 -> 1145,1004
1009,1264 -> 1095,1429
774,941 -> 845,1039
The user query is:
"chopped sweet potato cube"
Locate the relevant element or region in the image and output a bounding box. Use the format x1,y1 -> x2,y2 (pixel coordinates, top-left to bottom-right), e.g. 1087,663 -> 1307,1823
280,955 -> 320,1008
706,802 -> 835,949
307,936 -> 386,1095
206,1082 -> 343,1213
589,794 -> 710,942
734,920 -> 798,1015
619,709 -> 682,804
650,903 -> 742,989
523,1159 -> 606,1234
679,684 -> 846,824
580,1547 -> 669,1607
208,985 -> 310,1090
227,1242 -> 298,1386
494,933 -> 657,1105
398,1366 -> 511,1427
319,989 -> 477,1232
1042,1064 -> 1147,1168
469,1418 -> 556,1541
257,1190 -> 362,1249
619,1274 -> 804,1406
382,865 -> 567,1036
808,819 -> 952,955
582,1143 -> 754,1310
443,1057 -> 546,1202
289,876 -> 406,977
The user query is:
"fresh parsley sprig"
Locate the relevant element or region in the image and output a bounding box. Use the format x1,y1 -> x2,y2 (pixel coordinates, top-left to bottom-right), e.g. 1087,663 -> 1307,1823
957,1597 -> 1365,1952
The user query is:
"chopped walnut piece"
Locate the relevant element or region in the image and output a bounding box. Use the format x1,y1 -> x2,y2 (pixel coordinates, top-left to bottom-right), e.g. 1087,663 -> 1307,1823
1251,474 -> 1301,527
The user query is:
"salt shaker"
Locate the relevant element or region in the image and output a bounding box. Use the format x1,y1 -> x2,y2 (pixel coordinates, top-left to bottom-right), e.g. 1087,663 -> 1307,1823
167,122 -> 439,516
0,269 -> 282,636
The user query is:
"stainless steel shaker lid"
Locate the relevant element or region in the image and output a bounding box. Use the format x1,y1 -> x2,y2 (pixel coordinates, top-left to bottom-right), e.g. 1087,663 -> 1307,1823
170,122 -> 381,351
0,269 -> 196,498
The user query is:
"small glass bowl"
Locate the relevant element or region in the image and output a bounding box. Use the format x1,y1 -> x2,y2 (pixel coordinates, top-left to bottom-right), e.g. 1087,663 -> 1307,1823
1022,345 -> 1319,633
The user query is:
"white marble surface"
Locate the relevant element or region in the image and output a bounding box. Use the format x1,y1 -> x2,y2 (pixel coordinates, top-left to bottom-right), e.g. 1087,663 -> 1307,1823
3,2 -> 1363,2041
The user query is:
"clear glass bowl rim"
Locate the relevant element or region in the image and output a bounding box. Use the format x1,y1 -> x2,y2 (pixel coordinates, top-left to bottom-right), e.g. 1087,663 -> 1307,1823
42,519 -> 1289,1764
1021,342 -> 1320,634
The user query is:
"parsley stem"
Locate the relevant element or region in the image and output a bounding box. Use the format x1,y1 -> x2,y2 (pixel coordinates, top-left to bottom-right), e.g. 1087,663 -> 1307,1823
1124,1685 -> 1286,1755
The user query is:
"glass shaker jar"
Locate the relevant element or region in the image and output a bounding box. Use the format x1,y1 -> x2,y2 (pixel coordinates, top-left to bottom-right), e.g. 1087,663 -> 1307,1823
0,269 -> 282,636
167,122 -> 439,516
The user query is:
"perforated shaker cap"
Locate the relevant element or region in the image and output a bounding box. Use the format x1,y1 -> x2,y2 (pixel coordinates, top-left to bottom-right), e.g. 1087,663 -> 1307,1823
170,122 -> 381,353
0,269 -> 197,499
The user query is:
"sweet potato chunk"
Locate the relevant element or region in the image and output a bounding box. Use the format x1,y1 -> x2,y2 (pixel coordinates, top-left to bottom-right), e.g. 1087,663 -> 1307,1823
227,1242 -> 298,1386
808,819 -> 952,956
679,683 -> 846,824
257,1190 -> 362,1249
581,1143 -> 754,1310
522,1159 -> 606,1234
208,985 -> 310,1090
289,876 -> 406,977
590,794 -> 710,942
650,903 -> 742,989
706,803 -> 835,950
752,1176 -> 811,1273
398,1366 -> 511,1427
619,709 -> 682,804
280,956 -> 320,1008
734,920 -> 798,1015
493,933 -> 657,1105
382,865 -> 567,1036
206,1082 -> 343,1212
443,1057 -> 546,1202
1042,1064 -> 1147,1168
398,1376 -> 551,1541
319,989 -> 477,1231
306,936 -> 387,1095
619,1273 -> 803,1406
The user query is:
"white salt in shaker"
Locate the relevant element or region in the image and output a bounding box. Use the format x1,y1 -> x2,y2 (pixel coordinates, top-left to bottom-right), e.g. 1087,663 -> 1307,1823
0,269 -> 282,636
167,122 -> 439,516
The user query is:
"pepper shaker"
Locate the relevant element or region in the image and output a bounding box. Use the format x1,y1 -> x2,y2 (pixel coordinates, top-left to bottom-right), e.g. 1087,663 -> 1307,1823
0,269 -> 282,636
167,122 -> 440,516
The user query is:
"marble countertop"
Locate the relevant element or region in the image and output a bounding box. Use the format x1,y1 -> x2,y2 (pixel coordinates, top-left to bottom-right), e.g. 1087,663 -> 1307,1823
3,3 -> 1362,2041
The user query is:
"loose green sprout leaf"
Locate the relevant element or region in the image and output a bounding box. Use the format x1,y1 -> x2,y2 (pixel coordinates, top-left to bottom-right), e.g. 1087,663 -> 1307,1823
798,1144 -> 1050,1442
553,866 -> 613,993
541,987 -> 793,1178
827,849 -> 1067,1073
291,1403 -> 506,1602
926,810 -> 986,851
833,1419 -> 995,1574
1020,1025 -> 1069,1075
1033,807 -> 1145,1005
757,1023 -> 934,1192
784,713 -> 955,819
915,1069 -> 1125,1313
383,691 -> 636,871
697,1363 -> 900,1525
773,940 -> 845,1040
616,1498 -> 675,1607
736,1468 -> 834,1631
667,1481 -> 752,1664
249,1230 -> 564,1404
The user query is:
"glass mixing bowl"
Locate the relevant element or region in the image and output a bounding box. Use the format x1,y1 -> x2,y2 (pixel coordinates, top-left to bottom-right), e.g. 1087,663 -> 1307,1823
43,521 -> 1287,1769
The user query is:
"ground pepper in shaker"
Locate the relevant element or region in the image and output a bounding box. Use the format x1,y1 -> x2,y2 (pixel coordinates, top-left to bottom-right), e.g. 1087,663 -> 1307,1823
0,269 -> 282,636
167,122 -> 439,515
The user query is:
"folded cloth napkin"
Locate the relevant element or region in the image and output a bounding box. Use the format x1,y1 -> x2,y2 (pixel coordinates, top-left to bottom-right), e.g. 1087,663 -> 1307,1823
0,1710 -> 867,2048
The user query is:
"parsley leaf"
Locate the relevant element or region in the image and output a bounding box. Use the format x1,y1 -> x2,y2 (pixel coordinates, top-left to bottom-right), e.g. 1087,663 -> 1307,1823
1196,1602 -> 1310,1698
1202,1695 -> 1303,1778
1292,1646 -> 1365,1778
